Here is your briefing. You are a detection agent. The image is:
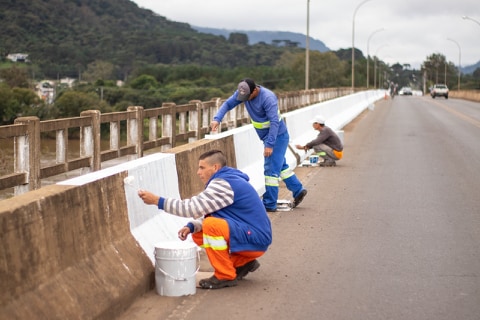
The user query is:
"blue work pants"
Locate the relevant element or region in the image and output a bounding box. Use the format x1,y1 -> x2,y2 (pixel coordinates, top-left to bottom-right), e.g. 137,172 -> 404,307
263,131 -> 304,209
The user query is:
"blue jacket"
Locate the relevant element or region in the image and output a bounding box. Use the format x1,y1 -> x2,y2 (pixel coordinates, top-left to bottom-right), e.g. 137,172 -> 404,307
214,86 -> 287,148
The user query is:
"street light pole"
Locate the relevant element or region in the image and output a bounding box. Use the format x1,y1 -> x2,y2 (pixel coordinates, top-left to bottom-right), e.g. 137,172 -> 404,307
447,38 -> 461,90
305,0 -> 310,90
373,44 -> 389,88
462,15 -> 480,27
351,0 -> 373,92
367,28 -> 384,89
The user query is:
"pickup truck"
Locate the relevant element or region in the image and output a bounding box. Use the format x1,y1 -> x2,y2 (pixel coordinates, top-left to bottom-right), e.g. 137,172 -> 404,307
431,84 -> 449,99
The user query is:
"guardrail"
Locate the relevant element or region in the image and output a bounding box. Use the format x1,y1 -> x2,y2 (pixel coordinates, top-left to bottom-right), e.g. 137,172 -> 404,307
449,89 -> 480,102
0,87 -> 352,197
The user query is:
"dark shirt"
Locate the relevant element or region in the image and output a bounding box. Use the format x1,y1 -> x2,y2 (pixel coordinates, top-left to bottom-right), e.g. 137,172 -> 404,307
305,126 -> 343,151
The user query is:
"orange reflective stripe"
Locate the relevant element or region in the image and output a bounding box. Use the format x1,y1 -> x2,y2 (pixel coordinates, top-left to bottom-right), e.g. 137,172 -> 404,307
191,217 -> 236,280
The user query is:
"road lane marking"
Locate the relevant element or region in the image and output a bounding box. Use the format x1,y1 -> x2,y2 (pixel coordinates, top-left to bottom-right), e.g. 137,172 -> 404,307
430,99 -> 480,129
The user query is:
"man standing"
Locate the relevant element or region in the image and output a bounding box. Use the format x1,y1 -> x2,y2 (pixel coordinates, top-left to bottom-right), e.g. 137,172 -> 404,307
295,115 -> 343,167
210,78 -> 307,212
138,150 -> 272,289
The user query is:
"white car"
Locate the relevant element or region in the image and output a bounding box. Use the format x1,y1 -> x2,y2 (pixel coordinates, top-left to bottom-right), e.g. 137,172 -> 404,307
400,87 -> 412,95
431,84 -> 449,99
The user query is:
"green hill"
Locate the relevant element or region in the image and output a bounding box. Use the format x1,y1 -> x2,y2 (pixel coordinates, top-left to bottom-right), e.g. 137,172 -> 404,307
0,0 -> 300,79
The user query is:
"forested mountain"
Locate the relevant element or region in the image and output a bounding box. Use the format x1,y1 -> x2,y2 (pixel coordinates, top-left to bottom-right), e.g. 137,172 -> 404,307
462,61 -> 480,75
0,0 -> 301,79
192,27 -> 330,52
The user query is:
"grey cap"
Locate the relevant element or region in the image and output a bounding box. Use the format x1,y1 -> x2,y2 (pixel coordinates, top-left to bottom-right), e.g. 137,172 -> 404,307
236,78 -> 256,101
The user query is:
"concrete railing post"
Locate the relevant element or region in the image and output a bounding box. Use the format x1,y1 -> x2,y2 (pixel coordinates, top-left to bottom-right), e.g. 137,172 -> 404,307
80,110 -> 101,173
127,106 -> 144,159
13,116 -> 40,195
110,121 -> 120,151
189,100 -> 202,142
209,98 -> 222,134
161,103 -> 175,151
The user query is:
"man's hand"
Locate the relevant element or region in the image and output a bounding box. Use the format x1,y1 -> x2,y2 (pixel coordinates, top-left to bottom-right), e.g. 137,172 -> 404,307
138,190 -> 160,206
295,144 -> 308,151
210,120 -> 219,132
178,226 -> 191,241
264,147 -> 273,157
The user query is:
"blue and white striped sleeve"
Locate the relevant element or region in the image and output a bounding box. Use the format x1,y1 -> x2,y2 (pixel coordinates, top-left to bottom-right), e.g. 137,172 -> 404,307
161,178 -> 234,219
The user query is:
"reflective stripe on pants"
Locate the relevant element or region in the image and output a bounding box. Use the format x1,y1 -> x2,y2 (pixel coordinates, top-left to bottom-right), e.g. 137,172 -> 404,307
192,217 -> 265,280
263,131 -> 303,209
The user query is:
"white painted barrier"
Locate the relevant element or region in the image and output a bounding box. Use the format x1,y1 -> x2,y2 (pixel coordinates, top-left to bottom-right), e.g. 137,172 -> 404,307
57,90 -> 385,264
59,153 -> 193,265
284,90 -> 385,166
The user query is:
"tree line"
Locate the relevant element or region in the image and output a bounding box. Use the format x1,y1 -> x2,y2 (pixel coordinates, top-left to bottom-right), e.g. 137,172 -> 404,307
2,49 -> 480,125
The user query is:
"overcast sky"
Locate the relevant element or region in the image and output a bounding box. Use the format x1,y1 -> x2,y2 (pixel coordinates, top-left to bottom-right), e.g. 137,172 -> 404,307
132,0 -> 479,69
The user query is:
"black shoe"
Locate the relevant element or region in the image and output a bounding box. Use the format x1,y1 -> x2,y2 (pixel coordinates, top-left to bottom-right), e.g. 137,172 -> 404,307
236,260 -> 260,280
293,189 -> 308,208
319,160 -> 336,167
199,275 -> 238,289
265,207 -> 277,212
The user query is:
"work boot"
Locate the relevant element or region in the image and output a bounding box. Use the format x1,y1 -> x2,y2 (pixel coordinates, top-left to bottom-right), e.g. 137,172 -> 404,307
293,189 -> 308,208
199,275 -> 238,289
236,260 -> 261,280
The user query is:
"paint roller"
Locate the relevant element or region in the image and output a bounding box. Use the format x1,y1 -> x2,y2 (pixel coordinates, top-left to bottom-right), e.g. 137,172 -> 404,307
124,175 -> 141,191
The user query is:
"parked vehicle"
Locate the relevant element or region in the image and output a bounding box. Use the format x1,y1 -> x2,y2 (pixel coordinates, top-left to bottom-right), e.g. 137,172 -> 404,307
400,87 -> 412,95
430,84 -> 449,99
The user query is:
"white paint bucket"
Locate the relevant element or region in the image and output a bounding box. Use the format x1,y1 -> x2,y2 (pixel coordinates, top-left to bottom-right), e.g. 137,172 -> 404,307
154,241 -> 199,296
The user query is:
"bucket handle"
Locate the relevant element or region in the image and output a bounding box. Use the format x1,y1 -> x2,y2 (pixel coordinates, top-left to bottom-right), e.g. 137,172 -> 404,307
156,251 -> 201,281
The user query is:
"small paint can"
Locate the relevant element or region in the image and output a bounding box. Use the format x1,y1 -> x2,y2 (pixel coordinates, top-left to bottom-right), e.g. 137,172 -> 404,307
309,155 -> 319,164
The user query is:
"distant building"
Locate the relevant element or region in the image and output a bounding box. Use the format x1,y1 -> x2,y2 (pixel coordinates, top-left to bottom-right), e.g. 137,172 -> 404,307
36,81 -> 55,104
60,77 -> 76,88
6,53 -> 29,63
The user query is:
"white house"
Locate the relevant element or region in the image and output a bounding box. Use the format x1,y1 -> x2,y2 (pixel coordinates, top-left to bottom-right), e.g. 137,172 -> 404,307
6,53 -> 29,63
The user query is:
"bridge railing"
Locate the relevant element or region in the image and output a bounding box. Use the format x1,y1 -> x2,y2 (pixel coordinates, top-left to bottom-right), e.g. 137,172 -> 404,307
0,87 -> 352,197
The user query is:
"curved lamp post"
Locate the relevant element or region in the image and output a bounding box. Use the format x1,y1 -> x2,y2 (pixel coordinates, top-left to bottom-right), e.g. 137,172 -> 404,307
447,38 -> 461,90
367,28 -> 384,88
462,15 -> 480,27
351,0 -> 374,91
373,44 -> 389,88
306,0 -> 310,90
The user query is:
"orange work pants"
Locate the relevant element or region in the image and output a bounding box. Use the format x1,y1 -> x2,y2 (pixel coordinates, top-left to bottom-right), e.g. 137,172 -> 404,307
192,217 -> 265,280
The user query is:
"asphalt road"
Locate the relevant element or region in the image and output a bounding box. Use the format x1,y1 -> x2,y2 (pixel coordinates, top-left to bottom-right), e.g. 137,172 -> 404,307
118,95 -> 480,320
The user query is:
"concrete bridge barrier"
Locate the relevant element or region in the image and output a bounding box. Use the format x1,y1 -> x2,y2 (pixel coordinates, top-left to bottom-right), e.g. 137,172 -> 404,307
0,133 -> 239,319
449,89 -> 480,102
0,177 -> 152,319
